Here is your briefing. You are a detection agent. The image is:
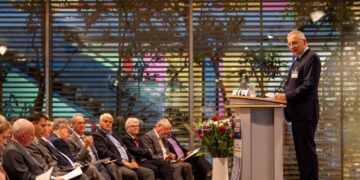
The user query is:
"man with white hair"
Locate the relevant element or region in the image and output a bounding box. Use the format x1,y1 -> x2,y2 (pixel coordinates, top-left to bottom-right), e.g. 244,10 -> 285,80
3,118 -> 45,179
93,113 -> 155,180
122,117 -> 174,180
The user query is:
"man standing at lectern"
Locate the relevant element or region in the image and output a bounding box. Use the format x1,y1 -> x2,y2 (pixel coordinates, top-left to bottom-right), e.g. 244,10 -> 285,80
275,30 -> 321,180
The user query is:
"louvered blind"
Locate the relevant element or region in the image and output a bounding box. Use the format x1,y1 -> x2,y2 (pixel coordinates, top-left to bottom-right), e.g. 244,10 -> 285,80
0,1 -> 45,119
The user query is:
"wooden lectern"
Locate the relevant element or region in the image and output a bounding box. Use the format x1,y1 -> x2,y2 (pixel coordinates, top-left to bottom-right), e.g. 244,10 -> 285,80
225,95 -> 286,180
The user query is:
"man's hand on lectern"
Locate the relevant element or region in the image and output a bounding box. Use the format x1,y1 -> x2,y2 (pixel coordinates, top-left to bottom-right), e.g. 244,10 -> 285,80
274,93 -> 286,101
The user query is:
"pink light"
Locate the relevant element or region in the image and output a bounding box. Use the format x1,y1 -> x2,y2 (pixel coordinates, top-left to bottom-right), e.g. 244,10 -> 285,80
143,53 -> 166,82
263,2 -> 288,11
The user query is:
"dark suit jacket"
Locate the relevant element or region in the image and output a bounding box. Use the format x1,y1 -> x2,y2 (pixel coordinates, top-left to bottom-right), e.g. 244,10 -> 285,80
284,49 -> 321,122
67,133 -> 99,163
27,138 -> 59,173
121,133 -> 152,162
3,139 -> 44,180
141,129 -> 170,160
49,134 -> 77,163
40,137 -> 73,169
93,129 -> 134,165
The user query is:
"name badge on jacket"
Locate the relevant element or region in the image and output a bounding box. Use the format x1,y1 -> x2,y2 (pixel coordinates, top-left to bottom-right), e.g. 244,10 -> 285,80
291,69 -> 298,78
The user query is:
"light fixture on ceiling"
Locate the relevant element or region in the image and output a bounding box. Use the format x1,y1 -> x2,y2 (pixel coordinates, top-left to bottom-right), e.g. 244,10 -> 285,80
0,45 -> 7,56
310,10 -> 326,23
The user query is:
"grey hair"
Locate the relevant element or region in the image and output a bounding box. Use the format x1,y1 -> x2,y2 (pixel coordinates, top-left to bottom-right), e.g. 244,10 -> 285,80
12,118 -> 33,137
125,117 -> 143,130
287,30 -> 306,40
71,113 -> 85,123
99,113 -> 113,122
155,118 -> 171,128
52,118 -> 71,130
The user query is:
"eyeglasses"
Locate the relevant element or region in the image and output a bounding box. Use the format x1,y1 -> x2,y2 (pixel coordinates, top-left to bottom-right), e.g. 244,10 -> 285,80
102,120 -> 113,125
129,125 -> 139,128
60,126 -> 71,133
287,41 -> 299,47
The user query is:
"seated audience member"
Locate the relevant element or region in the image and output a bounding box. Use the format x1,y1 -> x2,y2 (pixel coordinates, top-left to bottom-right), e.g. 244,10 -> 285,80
67,113 -> 123,180
46,118 -> 106,180
27,112 -> 89,179
121,117 -> 174,180
0,114 -> 11,180
3,118 -> 45,179
27,112 -> 58,172
142,118 -> 193,180
93,113 -> 155,180
166,130 -> 212,179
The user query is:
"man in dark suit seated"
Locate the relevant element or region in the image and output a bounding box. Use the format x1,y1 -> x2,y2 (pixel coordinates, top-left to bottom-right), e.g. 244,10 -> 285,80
27,112 -> 89,180
40,120 -> 79,171
142,118 -> 193,180
47,118 -> 107,180
93,113 -> 155,180
121,117 -> 174,180
166,132 -> 211,180
67,113 -> 123,180
3,118 -> 45,179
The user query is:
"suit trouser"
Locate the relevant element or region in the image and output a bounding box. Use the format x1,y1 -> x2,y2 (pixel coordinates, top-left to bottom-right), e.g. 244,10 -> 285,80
172,162 -> 194,180
140,159 -> 174,180
83,164 -> 106,180
92,162 -> 112,180
105,162 -> 123,180
117,165 -> 155,180
292,121 -> 318,180
186,156 -> 211,180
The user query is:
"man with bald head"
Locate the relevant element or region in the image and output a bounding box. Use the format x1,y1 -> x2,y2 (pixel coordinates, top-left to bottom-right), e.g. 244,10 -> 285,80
3,118 -> 45,179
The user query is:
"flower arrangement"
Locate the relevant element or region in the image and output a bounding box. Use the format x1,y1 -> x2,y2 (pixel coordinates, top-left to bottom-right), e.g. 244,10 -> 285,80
195,115 -> 234,157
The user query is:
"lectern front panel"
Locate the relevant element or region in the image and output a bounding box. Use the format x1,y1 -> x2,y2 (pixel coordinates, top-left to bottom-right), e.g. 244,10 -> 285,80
251,108 -> 274,180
